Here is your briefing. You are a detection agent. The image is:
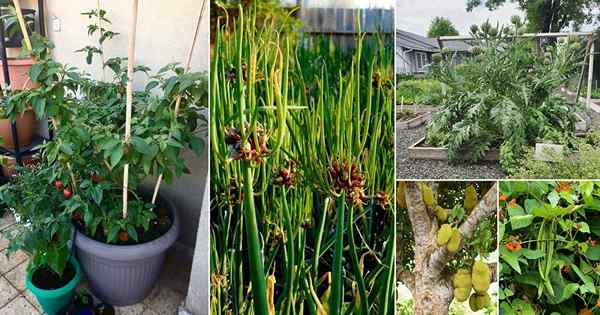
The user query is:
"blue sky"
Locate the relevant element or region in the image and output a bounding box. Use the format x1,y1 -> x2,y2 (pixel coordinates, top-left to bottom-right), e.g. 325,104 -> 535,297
396,0 -> 521,35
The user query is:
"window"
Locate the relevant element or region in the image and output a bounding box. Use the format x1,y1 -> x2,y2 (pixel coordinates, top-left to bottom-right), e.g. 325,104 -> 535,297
414,51 -> 429,72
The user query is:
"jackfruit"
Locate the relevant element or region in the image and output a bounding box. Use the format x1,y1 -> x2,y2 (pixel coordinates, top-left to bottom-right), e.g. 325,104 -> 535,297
472,260 -> 490,293
464,185 -> 478,211
454,287 -> 470,302
435,206 -> 448,222
447,228 -> 461,253
421,184 -> 436,207
469,292 -> 491,311
437,224 -> 452,246
452,269 -> 472,290
397,181 -> 407,209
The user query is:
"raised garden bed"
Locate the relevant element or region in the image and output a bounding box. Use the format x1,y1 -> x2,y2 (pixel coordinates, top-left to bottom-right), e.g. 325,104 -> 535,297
397,111 -> 431,130
408,137 -> 499,161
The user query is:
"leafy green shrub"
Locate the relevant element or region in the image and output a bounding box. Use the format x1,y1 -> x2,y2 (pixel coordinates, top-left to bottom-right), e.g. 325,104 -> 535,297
511,131 -> 600,179
500,181 -> 600,314
396,79 -> 443,105
425,20 -> 584,170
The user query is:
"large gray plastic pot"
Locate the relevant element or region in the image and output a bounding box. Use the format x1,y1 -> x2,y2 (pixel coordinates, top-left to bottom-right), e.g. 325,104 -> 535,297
74,194 -> 179,306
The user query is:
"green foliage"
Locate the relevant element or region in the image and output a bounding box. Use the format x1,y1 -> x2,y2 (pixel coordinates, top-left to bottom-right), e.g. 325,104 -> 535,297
76,9 -> 120,65
211,5 -> 394,315
396,79 -> 444,105
465,0 -> 600,33
500,181 -> 600,313
427,16 -> 459,38
512,130 -> 600,179
426,20 -> 584,171
0,163 -> 72,277
2,6 -> 207,249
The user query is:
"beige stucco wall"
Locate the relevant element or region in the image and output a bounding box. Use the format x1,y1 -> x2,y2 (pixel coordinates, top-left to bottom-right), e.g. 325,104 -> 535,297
21,0 -> 209,250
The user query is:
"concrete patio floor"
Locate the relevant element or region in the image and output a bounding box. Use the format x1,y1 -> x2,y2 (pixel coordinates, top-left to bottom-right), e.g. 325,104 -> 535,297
0,212 -> 192,315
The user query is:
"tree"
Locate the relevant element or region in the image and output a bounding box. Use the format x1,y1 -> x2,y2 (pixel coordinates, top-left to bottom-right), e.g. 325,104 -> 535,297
397,181 -> 498,315
427,17 -> 460,38
466,0 -> 600,33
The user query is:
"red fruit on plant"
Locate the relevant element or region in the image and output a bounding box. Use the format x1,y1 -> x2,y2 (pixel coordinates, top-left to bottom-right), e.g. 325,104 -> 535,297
54,180 -> 63,190
578,308 -> 592,315
63,189 -> 72,199
499,194 -> 509,201
91,174 -> 103,183
72,212 -> 82,222
505,243 -> 514,251
119,231 -> 129,242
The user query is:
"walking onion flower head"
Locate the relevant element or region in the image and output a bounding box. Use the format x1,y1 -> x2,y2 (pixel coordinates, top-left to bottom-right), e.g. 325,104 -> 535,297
273,160 -> 296,188
328,160 -> 366,207
224,124 -> 270,164
375,191 -> 390,209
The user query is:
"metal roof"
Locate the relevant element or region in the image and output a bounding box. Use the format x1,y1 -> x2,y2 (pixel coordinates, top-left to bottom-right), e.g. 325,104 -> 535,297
396,29 -> 472,52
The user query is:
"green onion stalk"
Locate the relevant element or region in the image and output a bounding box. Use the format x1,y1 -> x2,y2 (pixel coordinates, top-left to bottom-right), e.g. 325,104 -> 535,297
211,5 -> 395,315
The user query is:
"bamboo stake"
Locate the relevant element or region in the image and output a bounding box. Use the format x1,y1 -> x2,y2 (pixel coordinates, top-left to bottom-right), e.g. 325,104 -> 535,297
123,0 -> 139,219
151,0 -> 206,204
11,0 -> 31,51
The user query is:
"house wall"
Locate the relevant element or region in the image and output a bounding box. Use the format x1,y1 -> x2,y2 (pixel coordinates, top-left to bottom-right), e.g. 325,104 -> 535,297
19,1 -> 209,250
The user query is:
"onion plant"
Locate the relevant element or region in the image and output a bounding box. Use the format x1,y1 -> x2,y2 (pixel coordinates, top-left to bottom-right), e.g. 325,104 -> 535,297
210,5 -> 395,315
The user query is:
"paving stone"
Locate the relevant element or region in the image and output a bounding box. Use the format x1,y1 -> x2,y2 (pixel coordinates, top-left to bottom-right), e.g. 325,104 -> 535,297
141,309 -> 160,315
0,277 -> 19,307
144,287 -> 183,315
0,250 -> 28,274
116,303 -> 145,315
23,289 -> 42,312
0,213 -> 15,231
1,296 -> 40,315
4,261 -> 27,291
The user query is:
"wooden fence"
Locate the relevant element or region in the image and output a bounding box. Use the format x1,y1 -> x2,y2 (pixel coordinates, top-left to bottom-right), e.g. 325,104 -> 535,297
300,7 -> 393,48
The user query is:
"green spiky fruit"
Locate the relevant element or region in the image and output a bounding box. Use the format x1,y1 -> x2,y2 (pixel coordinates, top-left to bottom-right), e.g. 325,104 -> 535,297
447,228 -> 461,253
454,288 -> 470,302
469,292 -> 491,311
472,260 -> 490,293
435,206 -> 448,222
452,269 -> 472,290
437,224 -> 452,246
421,184 -> 436,207
463,185 -> 478,211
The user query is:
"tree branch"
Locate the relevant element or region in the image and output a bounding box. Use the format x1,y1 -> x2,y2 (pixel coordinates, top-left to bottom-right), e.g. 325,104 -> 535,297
430,183 -> 498,269
405,182 -> 433,247
398,268 -> 416,296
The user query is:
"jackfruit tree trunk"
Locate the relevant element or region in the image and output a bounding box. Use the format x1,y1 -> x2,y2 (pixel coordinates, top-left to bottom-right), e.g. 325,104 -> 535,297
401,182 -> 498,315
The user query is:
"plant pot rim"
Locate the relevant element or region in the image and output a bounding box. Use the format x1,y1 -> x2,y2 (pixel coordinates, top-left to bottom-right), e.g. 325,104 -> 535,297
2,58 -> 36,66
25,255 -> 81,298
74,192 -> 179,261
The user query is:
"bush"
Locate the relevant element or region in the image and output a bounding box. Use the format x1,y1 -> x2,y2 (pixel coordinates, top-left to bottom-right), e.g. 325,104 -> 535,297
511,131 -> 600,178
425,20 -> 584,170
500,181 -> 600,313
396,79 -> 443,105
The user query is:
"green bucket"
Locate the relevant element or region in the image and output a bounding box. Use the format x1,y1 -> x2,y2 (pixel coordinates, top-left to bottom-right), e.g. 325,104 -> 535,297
25,256 -> 81,315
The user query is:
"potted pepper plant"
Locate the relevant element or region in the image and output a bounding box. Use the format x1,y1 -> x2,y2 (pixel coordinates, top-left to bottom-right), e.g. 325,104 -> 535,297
0,163 -> 81,315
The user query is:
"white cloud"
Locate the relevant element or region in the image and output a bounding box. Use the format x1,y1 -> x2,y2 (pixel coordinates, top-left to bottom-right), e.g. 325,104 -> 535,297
396,0 -> 522,36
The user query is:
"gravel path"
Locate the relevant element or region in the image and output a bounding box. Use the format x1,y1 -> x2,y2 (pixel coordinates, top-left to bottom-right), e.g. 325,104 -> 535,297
396,124 -> 506,180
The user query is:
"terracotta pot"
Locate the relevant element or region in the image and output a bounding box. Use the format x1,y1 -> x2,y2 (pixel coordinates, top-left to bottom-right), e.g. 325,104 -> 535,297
0,58 -> 39,90
0,109 -> 35,149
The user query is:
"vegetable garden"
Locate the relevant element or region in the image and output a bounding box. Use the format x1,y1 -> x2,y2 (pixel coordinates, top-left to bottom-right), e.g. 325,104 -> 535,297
210,4 -> 395,315
397,16 -> 599,179
500,181 -> 600,315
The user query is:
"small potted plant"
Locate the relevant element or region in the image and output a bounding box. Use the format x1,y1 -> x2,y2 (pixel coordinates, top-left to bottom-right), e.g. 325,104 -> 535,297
0,163 -> 81,315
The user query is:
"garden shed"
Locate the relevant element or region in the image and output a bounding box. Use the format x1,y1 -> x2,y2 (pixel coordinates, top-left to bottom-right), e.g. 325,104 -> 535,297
396,29 -> 471,75
0,1 -> 210,314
